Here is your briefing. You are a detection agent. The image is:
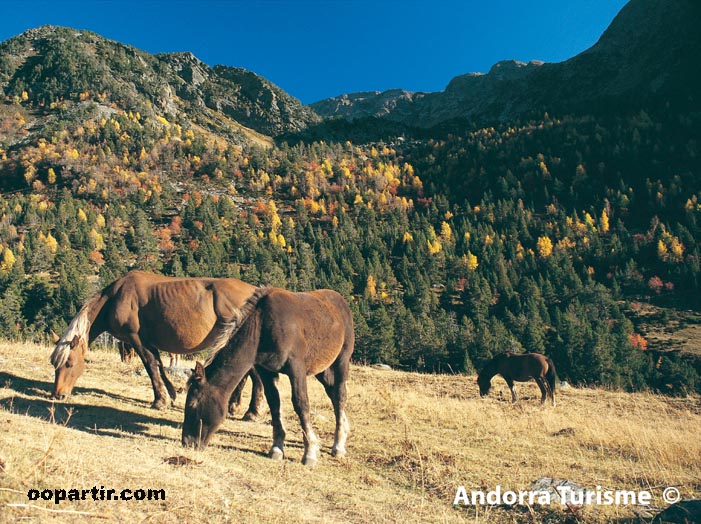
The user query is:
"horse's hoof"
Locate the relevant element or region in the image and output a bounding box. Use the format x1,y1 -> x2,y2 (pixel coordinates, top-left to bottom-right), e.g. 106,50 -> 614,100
150,400 -> 167,410
269,447 -> 284,461
331,447 -> 347,459
242,411 -> 258,422
302,456 -> 318,468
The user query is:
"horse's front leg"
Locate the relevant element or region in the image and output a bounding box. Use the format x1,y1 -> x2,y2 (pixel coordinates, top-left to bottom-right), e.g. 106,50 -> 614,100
228,373 -> 247,417
127,336 -> 170,409
227,369 -> 264,421
243,368 -> 265,421
505,378 -> 517,402
258,368 -> 286,460
289,366 -> 319,467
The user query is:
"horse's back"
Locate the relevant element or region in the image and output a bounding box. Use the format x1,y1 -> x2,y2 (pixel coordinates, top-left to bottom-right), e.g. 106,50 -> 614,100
497,352 -> 550,381
264,288 -> 351,319
102,271 -> 256,352
258,288 -> 353,374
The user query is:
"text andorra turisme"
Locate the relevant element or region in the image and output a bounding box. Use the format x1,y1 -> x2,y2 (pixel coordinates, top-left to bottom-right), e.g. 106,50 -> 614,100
453,485 -> 652,506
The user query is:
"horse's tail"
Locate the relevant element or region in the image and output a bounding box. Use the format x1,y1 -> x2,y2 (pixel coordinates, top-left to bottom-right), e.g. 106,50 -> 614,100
204,286 -> 271,367
545,357 -> 557,394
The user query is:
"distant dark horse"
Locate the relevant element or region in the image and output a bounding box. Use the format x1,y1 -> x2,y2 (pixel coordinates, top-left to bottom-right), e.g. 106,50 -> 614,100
477,352 -> 557,406
182,287 -> 354,467
49,270 -> 264,417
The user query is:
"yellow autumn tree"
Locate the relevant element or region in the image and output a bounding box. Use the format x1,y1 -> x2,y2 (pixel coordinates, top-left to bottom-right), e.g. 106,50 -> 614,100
427,239 -> 442,255
600,209 -> 610,234
440,221 -> 452,242
1,247 -> 16,273
657,239 -> 668,261
89,229 -> 105,250
465,251 -> 478,270
670,237 -> 684,262
365,275 -> 377,299
537,236 -> 553,258
44,232 -> 58,254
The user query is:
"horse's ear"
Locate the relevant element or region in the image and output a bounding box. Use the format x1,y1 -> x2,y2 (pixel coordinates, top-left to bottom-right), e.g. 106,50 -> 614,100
69,335 -> 80,349
192,361 -> 206,385
51,330 -> 60,344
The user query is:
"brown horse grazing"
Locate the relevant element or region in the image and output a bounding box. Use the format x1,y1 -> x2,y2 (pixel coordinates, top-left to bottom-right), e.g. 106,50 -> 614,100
477,352 -> 557,406
49,270 -> 264,415
182,287 -> 354,467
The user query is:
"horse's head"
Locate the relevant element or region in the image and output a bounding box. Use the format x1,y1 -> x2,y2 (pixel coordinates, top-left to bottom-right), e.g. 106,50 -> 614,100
182,361 -> 227,449
50,332 -> 88,400
477,374 -> 491,397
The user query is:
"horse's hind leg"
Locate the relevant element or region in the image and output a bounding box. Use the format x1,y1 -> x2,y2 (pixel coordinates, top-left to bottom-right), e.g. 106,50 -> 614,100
316,361 -> 350,459
546,379 -> 556,407
258,367 -> 286,460
153,349 -> 178,403
289,365 -> 320,467
535,378 -> 548,405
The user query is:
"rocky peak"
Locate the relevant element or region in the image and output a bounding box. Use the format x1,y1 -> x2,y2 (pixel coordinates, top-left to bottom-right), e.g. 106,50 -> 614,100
159,52 -> 211,87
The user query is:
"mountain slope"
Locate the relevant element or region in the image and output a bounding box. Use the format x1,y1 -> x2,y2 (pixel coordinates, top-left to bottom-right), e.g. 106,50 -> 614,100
0,26 -> 320,141
311,0 -> 701,127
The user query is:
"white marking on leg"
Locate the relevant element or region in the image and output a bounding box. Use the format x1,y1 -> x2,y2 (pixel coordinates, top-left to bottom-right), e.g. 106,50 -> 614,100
303,429 -> 320,467
271,417 -> 286,458
269,446 -> 284,460
332,410 -> 349,458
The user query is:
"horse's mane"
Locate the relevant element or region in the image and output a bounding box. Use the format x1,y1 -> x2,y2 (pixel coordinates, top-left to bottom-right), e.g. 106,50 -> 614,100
49,293 -> 101,369
204,286 -> 272,367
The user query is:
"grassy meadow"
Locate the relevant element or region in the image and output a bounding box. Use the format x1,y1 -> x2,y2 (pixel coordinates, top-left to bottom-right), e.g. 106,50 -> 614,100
1,340 -> 699,523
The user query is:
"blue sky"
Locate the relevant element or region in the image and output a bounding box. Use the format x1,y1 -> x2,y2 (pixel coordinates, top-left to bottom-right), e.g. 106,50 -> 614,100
0,0 -> 628,104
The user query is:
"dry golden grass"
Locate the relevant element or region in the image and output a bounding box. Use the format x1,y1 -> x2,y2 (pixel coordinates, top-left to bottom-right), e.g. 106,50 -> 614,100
628,301 -> 701,356
1,340 -> 700,523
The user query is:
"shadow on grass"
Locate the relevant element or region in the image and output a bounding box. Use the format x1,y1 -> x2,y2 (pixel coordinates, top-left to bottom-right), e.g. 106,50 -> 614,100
0,371 -> 179,440
0,370 -> 154,406
0,371 -> 290,461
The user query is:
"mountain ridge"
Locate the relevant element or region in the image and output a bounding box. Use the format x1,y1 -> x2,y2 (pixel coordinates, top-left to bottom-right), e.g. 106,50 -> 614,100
0,25 -> 320,141
311,0 -> 701,128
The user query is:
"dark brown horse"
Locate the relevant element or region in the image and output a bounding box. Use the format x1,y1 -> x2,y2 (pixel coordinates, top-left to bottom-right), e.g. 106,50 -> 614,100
49,270 -> 264,416
110,339 -> 258,418
182,287 -> 354,467
477,352 -> 557,406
